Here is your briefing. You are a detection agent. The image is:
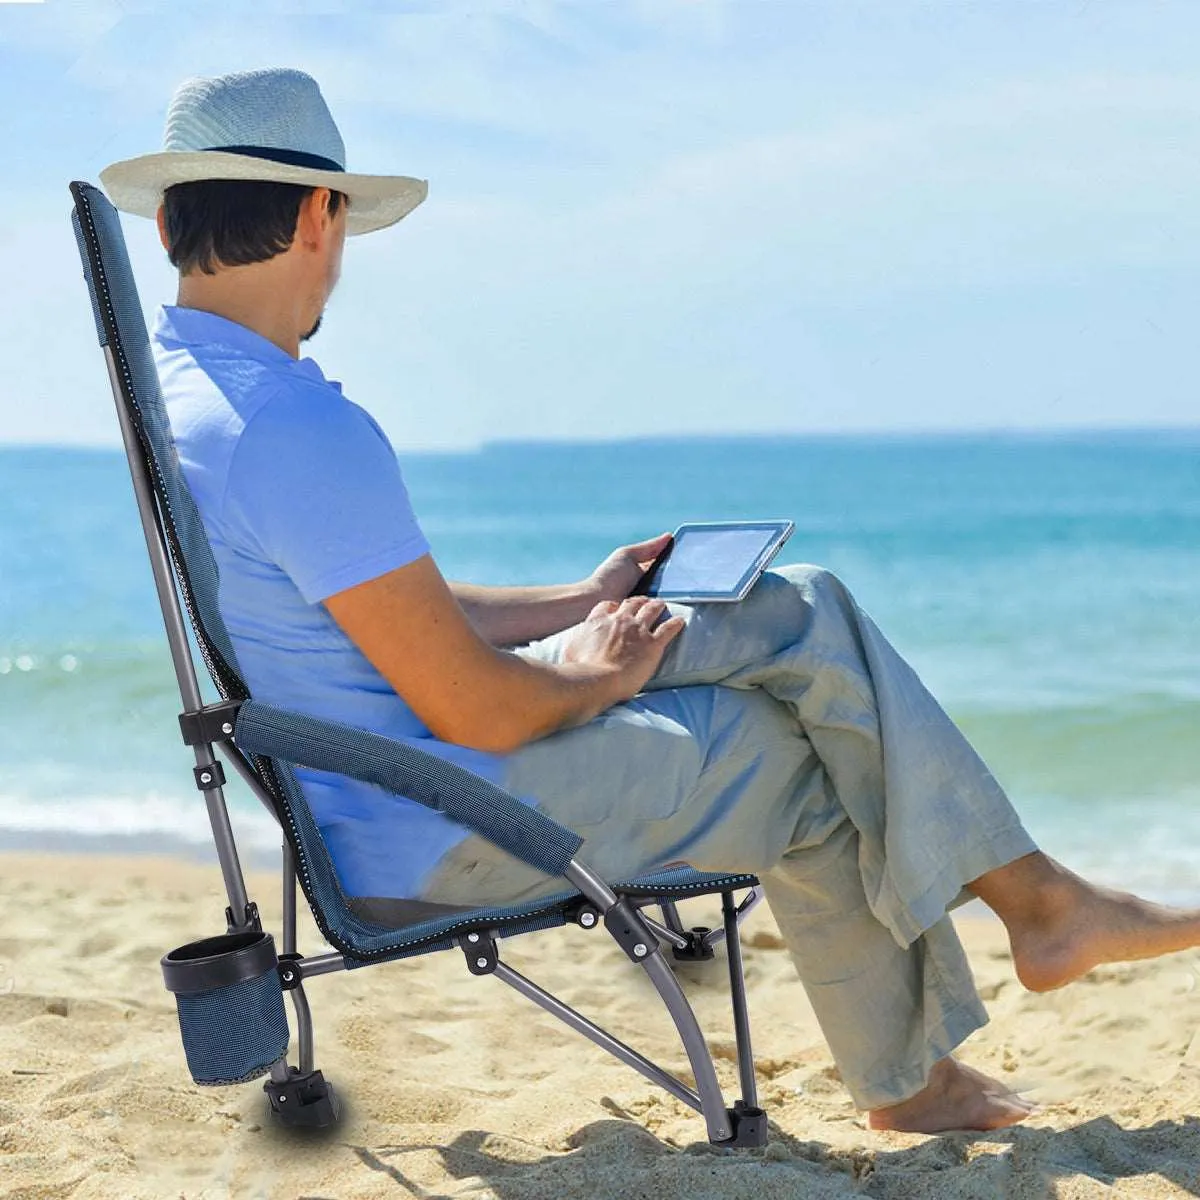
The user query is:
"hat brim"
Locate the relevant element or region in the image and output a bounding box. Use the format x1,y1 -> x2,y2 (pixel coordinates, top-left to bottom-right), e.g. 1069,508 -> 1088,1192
99,150 -> 427,236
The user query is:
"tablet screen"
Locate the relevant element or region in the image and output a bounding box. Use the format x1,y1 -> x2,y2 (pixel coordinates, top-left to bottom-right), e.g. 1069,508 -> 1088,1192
643,522 -> 792,600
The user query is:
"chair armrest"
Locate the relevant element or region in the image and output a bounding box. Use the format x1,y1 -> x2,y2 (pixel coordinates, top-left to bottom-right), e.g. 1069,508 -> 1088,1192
234,699 -> 584,880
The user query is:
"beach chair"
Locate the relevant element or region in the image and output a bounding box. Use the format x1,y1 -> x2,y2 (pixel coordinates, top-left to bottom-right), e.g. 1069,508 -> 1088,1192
68,179 -> 769,1146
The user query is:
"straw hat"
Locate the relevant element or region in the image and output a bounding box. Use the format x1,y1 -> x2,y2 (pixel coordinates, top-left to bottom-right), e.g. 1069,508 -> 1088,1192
100,67 -> 427,236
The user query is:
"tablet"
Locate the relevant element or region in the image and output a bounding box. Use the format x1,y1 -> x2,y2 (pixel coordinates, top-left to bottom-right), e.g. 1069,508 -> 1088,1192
631,520 -> 794,603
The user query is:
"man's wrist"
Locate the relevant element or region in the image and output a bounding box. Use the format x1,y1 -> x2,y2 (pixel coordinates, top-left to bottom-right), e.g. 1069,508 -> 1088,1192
557,659 -> 628,719
572,576 -> 605,607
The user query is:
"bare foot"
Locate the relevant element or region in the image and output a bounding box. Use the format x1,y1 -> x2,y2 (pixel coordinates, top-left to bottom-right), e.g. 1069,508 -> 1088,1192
1003,865 -> 1200,993
867,1057 -> 1034,1134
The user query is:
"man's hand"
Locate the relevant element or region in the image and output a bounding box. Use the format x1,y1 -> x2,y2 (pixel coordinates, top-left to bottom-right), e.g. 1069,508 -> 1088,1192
326,554 -> 679,753
561,595 -> 685,699
585,532 -> 673,604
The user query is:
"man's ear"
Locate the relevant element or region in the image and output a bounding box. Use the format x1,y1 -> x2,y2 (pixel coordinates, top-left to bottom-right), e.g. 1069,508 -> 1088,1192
155,204 -> 170,253
295,187 -> 334,251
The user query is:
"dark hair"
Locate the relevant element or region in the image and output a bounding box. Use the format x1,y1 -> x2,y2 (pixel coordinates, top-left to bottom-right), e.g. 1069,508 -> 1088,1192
162,179 -> 345,275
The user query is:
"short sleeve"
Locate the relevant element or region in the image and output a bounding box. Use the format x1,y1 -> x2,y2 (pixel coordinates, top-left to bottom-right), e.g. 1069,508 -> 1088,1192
226,386 -> 430,603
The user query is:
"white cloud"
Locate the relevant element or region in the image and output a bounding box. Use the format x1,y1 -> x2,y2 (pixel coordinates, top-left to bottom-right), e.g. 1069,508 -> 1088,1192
336,70 -> 1200,324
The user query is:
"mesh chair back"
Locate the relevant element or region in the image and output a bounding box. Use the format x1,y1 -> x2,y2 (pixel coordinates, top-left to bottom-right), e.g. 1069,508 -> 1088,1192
71,190 -> 244,699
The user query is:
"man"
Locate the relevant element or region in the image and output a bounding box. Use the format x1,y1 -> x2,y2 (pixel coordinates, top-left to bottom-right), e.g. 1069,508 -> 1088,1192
102,68 -> 1200,1135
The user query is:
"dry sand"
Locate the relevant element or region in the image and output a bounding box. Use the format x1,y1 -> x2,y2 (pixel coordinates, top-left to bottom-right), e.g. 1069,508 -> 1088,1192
0,851 -> 1197,1199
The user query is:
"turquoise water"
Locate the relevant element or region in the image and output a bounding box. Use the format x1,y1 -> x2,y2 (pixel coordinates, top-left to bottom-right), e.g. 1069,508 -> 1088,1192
1,434 -> 1198,897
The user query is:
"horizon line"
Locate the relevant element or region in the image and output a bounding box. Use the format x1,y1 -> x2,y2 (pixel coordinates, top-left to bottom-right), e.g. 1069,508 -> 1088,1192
3,422 -> 1200,456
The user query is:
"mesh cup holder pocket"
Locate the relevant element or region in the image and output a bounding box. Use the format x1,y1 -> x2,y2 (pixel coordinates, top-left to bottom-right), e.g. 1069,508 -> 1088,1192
162,931 -> 290,1086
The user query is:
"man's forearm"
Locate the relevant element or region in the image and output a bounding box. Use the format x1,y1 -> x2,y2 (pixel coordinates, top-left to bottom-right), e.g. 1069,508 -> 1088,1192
449,580 -> 600,647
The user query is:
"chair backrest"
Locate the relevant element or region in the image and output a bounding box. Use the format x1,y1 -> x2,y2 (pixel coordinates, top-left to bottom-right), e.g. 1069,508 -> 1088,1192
70,183 -> 247,702
68,180 -> 373,949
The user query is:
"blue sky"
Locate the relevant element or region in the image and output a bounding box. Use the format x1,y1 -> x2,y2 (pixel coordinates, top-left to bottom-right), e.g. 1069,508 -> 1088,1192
1,0 -> 1197,450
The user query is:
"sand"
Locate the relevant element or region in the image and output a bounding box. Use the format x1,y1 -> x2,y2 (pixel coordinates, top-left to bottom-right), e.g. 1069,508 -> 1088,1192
0,851 -> 1197,1199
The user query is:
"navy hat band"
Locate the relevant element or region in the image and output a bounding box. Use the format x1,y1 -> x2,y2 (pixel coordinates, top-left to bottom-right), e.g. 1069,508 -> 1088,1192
206,145 -> 345,173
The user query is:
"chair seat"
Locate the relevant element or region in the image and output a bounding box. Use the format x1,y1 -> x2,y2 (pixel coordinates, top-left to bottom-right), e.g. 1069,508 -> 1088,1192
338,865 -> 761,967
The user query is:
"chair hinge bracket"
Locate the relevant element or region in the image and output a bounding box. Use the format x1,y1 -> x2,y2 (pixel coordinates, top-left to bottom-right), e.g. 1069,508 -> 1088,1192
458,930 -> 499,976
671,926 -> 717,962
604,897 -> 658,964
277,952 -> 304,991
179,700 -> 243,747
225,900 -> 261,934
193,761 -> 226,792
564,899 -> 601,930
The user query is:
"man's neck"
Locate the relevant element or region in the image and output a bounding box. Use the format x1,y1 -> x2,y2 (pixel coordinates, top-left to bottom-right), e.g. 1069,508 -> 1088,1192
176,260 -> 307,358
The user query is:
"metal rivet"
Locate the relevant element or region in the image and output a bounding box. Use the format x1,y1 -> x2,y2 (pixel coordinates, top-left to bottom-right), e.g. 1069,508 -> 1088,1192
467,933 -> 479,943
476,957 -> 489,969
581,912 -> 596,927
199,773 -> 212,784
633,943 -> 648,958
221,722 -> 234,734
278,1094 -> 287,1103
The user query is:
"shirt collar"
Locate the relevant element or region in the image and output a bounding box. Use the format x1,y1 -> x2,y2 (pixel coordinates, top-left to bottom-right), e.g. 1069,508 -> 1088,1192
152,305 -> 331,386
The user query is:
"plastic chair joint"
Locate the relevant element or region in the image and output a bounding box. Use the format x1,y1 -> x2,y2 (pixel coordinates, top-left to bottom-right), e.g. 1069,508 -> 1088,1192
603,897 -> 659,964
564,899 -> 601,930
671,926 -> 717,962
225,900 -> 262,935
458,930 -> 499,976
277,952 -> 304,991
193,761 -> 227,792
721,1100 -> 769,1147
179,700 -> 243,747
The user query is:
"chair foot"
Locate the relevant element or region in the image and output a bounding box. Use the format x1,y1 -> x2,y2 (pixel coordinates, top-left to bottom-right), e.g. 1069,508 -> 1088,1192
264,1066 -> 341,1129
719,1100 -> 768,1148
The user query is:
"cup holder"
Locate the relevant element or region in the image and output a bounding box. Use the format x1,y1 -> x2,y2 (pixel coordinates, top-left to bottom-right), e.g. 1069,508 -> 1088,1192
162,930 -> 289,1086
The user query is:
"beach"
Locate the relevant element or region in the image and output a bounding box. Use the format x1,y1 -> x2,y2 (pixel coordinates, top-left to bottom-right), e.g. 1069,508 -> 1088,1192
1,851 -> 1197,1199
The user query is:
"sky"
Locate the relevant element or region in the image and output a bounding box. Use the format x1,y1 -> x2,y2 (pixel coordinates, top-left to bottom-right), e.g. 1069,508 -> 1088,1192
1,0 -> 1198,451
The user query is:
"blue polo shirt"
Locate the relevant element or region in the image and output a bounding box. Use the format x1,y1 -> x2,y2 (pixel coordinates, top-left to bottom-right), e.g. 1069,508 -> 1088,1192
152,305 -> 500,900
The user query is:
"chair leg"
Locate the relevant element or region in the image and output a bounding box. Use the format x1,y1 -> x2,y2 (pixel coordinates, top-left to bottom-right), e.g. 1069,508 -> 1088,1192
659,898 -> 686,933
564,860 -> 767,1146
721,892 -> 767,1144
282,841 -> 298,955
264,843 -> 340,1128
636,899 -> 767,1147
637,950 -> 738,1143
280,844 -> 314,1073
722,891 -> 757,1108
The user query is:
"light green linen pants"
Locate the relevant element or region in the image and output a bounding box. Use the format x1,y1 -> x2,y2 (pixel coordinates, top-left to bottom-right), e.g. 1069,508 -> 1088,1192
418,564 -> 1037,1109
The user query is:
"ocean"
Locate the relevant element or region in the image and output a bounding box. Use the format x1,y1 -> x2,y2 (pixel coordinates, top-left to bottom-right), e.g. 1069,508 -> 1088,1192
1,433 -> 1198,901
